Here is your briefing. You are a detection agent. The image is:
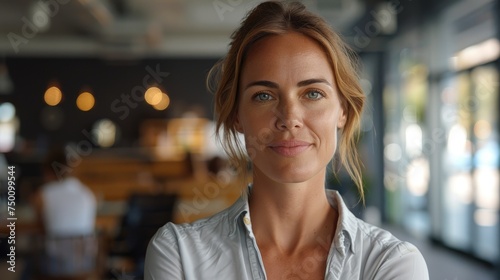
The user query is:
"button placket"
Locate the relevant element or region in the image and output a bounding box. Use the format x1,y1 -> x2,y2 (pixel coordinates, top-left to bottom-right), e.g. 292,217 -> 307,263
242,213 -> 266,279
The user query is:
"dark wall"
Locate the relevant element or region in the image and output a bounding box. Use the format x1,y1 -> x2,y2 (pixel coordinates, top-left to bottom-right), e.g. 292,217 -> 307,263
2,56 -> 219,148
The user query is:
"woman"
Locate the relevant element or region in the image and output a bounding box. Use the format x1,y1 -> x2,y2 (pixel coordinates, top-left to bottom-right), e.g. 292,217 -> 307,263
145,1 -> 428,279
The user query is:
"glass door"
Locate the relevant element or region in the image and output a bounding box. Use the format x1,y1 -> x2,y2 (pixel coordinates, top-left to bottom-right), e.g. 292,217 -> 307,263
470,65 -> 499,262
439,64 -> 499,263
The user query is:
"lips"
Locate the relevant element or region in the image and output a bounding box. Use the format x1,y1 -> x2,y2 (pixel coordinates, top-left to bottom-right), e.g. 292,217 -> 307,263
267,140 -> 312,157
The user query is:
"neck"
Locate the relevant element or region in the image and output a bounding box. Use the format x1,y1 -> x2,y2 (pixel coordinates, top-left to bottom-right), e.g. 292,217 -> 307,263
249,168 -> 336,254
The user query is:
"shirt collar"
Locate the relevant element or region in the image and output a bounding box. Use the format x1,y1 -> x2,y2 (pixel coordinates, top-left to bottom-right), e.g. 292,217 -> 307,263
227,193 -> 250,236
326,189 -> 358,254
226,187 -> 359,254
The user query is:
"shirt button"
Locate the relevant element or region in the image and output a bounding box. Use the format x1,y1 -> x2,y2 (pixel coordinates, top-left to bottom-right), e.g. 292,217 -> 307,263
243,216 -> 251,225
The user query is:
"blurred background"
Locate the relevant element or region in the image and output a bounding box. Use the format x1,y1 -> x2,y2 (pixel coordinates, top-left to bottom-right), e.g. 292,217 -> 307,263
0,0 -> 498,279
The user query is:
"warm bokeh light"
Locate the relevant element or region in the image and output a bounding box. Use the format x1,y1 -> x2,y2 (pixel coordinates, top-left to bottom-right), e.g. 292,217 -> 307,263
474,209 -> 497,227
447,172 -> 473,204
93,119 -> 118,148
406,158 -> 429,196
145,87 -> 163,106
384,143 -> 402,162
76,91 -> 95,111
454,38 -> 500,71
44,86 -> 62,106
474,168 -> 499,209
153,93 -> 170,111
447,124 -> 468,154
474,120 -> 492,140
405,124 -> 422,157
0,123 -> 15,152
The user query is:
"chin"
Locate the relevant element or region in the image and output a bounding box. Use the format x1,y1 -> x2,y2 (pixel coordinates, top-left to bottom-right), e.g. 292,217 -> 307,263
259,165 -> 323,185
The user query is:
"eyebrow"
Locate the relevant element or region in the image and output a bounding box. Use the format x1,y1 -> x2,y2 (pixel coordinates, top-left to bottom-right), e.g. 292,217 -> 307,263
244,80 -> 279,90
244,78 -> 332,90
297,78 -> 332,87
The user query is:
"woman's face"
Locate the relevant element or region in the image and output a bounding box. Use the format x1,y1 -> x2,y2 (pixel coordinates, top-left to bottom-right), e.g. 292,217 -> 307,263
236,32 -> 346,184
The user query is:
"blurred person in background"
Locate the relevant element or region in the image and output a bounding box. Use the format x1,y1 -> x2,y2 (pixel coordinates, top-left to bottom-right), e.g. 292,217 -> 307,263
31,146 -> 97,278
145,1 -> 428,279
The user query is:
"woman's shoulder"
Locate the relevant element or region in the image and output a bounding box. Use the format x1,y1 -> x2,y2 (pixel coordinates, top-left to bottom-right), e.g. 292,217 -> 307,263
352,219 -> 428,278
152,196 -> 246,243
355,218 -> 417,254
346,219 -> 429,279
154,211 -> 228,239
331,191 -> 417,255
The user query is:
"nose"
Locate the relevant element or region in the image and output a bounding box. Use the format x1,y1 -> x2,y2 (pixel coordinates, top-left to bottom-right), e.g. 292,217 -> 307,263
274,99 -> 303,131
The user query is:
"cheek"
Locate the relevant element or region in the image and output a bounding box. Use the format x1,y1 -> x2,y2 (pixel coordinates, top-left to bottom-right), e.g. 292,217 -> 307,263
310,107 -> 340,130
238,112 -> 275,151
245,123 -> 275,149
240,108 -> 273,131
310,109 -> 339,151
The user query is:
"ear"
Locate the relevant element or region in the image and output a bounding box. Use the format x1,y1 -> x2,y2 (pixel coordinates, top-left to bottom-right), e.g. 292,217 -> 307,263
337,108 -> 347,129
234,115 -> 243,133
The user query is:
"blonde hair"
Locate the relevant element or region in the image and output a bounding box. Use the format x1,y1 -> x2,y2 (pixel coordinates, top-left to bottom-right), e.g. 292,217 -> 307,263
207,1 -> 365,200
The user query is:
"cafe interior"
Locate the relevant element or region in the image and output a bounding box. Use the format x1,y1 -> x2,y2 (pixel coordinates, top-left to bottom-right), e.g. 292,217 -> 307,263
0,0 -> 499,279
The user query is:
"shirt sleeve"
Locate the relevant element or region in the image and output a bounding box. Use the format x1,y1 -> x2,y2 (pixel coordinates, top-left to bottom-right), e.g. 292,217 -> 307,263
144,223 -> 185,280
373,241 -> 429,280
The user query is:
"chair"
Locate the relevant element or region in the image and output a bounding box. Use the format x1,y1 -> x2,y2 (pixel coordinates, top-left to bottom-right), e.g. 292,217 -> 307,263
108,193 -> 177,277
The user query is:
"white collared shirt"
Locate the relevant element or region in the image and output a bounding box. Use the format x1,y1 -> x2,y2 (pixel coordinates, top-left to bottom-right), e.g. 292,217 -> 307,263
145,189 -> 429,279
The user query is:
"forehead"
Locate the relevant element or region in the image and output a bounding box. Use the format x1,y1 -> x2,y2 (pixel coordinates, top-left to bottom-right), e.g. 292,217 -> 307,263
240,32 -> 334,82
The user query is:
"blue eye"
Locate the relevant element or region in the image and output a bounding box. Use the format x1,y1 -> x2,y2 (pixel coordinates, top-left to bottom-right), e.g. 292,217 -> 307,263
306,90 -> 324,100
254,92 -> 273,101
